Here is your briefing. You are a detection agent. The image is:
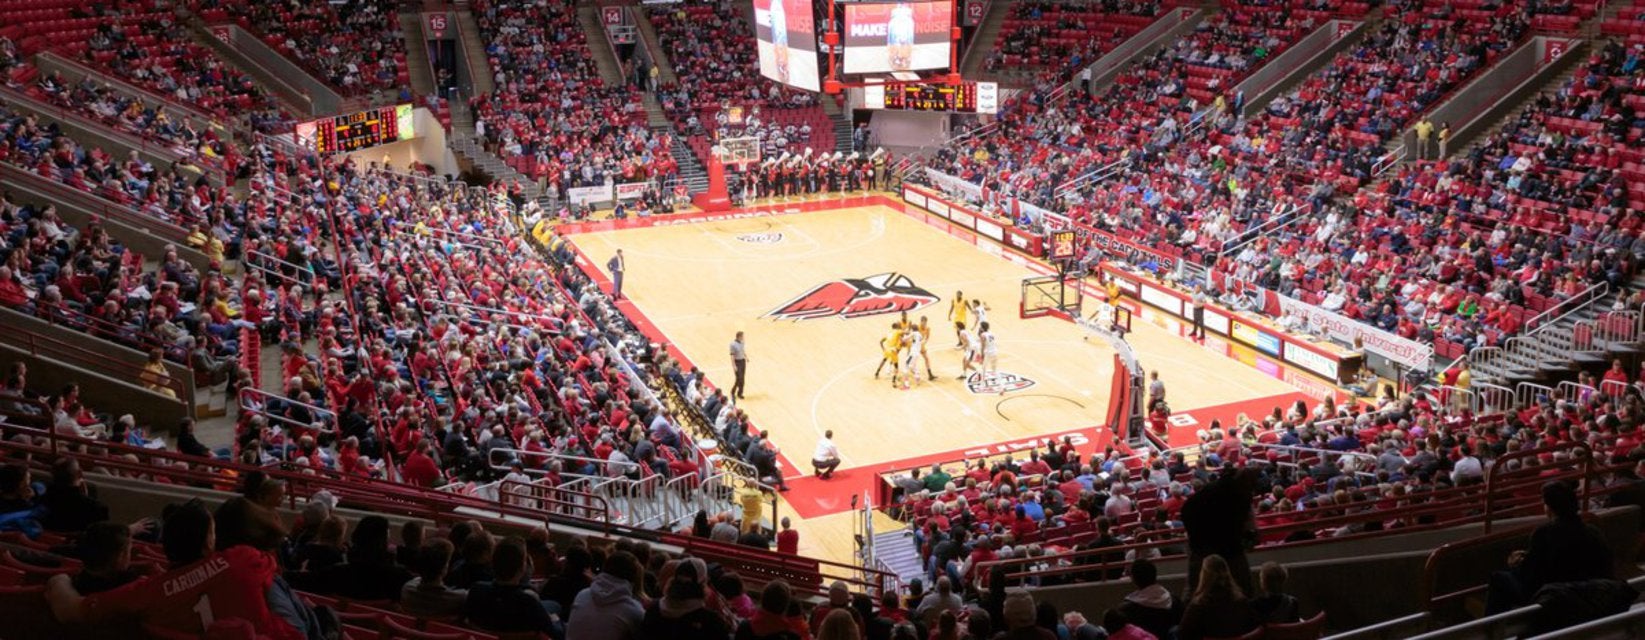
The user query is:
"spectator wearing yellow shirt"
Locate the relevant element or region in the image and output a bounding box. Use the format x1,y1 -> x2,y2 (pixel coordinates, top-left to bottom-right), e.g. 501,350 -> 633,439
1414,119 -> 1434,158
186,224 -> 224,265
140,348 -> 176,399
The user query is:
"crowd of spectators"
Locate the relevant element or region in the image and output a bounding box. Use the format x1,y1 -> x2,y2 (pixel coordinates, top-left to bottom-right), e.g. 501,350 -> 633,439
0,103 -> 241,229
75,3 -> 290,133
1240,0 -> 1530,186
0,1 -> 292,133
931,1 -> 1644,355
27,70 -> 243,176
648,0 -> 830,167
934,0 -> 1337,211
196,0 -> 408,96
1215,39 -> 1645,355
985,0 -> 1166,82
880,370 -> 1645,635
0,444 -> 1279,640
886,377 -> 1645,585
3,334 -> 1640,639
470,0 -> 674,199
183,159 -> 741,511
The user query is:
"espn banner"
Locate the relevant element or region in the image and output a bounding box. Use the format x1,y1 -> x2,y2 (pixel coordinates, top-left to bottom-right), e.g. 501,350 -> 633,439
842,1 -> 954,74
615,182 -> 651,201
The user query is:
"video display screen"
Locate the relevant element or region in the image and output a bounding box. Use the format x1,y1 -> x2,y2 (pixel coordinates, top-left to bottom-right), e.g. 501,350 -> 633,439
754,0 -> 822,92
842,1 -> 953,74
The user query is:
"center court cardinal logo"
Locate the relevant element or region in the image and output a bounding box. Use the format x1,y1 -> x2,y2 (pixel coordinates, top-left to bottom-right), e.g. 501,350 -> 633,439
767,272 -> 939,321
966,372 -> 1036,395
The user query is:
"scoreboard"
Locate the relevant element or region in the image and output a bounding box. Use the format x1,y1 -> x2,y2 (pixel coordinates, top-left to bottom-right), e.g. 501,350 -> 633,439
295,104 -> 416,155
863,81 -> 998,114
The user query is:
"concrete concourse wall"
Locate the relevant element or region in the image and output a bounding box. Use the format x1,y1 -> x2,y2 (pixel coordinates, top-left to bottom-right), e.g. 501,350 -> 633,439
1028,507 -> 1640,633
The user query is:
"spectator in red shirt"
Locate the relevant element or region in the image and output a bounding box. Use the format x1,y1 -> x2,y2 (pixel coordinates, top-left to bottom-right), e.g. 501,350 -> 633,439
1019,450 -> 1053,477
1603,359 -> 1630,386
404,441 -> 442,488
44,500 -> 308,639
776,516 -> 799,555
0,266 -> 31,309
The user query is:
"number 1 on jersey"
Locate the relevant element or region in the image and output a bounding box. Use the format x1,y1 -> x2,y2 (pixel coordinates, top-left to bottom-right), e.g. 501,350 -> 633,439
193,593 -> 215,628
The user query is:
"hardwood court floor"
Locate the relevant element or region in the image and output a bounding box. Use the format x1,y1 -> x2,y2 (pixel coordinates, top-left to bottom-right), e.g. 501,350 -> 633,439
569,203 -> 1299,475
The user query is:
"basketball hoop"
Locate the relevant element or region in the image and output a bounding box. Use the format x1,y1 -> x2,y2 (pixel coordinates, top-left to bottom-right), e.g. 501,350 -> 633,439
720,136 -> 762,171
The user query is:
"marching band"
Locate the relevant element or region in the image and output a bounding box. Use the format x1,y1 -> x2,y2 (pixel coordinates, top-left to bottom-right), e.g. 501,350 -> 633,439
735,147 -> 889,202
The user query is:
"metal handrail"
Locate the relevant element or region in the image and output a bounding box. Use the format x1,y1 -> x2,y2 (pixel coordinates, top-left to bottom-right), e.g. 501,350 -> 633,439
1554,380 -> 1598,405
414,298 -> 563,326
1516,381 -> 1553,407
1597,309 -> 1641,347
1523,592 -> 1645,638
0,325 -> 189,404
1054,157 -> 1132,197
485,446 -> 628,477
1373,143 -> 1407,175
0,85 -> 223,176
387,219 -> 507,247
10,298 -> 176,360
1482,441 -> 1593,534
1471,381 -> 1516,413
244,249 -> 319,288
1217,202 -> 1303,261
0,162 -> 193,240
1526,281 -> 1608,333
496,479 -> 615,523
236,388 -> 336,435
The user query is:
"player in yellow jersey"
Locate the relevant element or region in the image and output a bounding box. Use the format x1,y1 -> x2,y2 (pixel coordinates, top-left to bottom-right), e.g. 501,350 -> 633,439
874,321 -> 904,384
949,291 -> 968,347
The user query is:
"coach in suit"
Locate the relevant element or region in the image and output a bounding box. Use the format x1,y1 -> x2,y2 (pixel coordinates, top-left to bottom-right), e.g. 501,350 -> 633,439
607,249 -> 625,299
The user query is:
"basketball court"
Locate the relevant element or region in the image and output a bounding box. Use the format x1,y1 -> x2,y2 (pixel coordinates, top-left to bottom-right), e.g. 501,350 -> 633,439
556,194 -> 1310,561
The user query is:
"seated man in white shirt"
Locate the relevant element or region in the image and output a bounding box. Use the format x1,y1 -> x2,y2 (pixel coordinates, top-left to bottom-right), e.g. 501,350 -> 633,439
812,430 -> 841,480
1320,287 -> 1348,312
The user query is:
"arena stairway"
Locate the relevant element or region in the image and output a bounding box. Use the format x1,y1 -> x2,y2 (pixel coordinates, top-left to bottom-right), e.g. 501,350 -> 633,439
398,11 -> 438,97
670,131 -> 710,194
1468,272 -> 1645,388
632,6 -> 680,86
453,7 -> 495,97
576,3 -> 628,86
960,0 -> 1015,79
831,114 -> 855,156
446,99 -> 550,207
870,528 -> 925,586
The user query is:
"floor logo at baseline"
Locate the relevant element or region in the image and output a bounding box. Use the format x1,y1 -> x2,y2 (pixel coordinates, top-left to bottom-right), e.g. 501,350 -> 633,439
737,231 -> 785,244
767,272 -> 939,321
965,371 -> 1036,394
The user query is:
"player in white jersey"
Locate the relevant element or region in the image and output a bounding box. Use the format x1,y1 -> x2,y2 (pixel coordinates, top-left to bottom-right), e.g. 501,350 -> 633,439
970,298 -> 990,333
955,321 -> 978,379
979,321 -> 998,375
899,326 -> 924,387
